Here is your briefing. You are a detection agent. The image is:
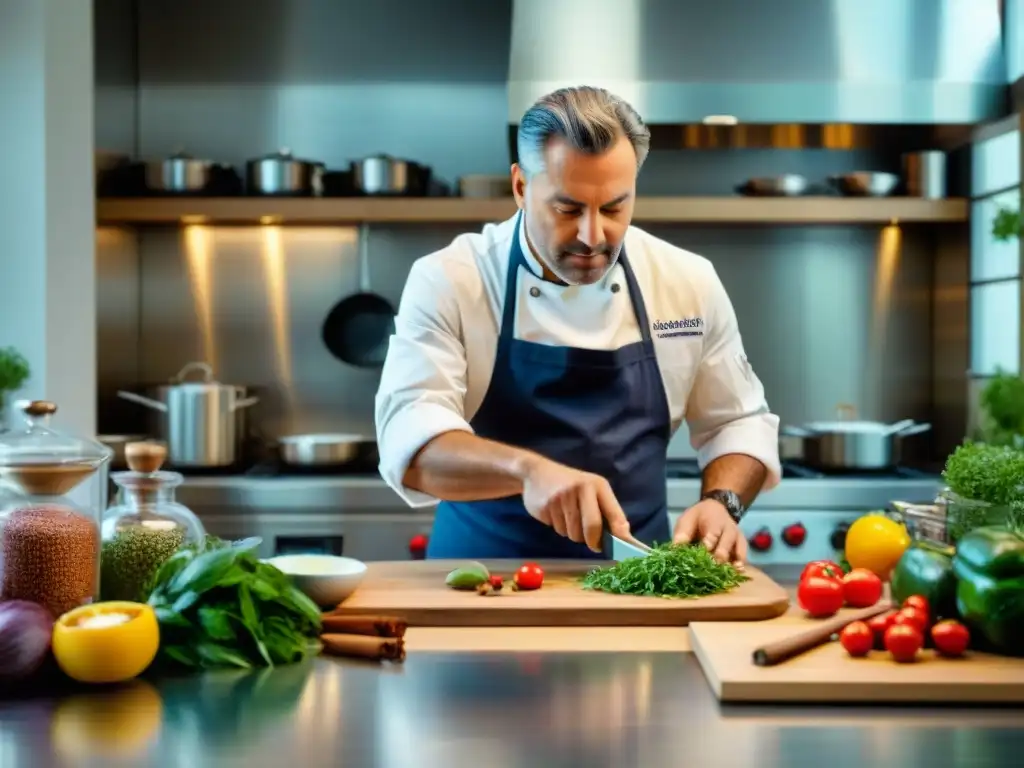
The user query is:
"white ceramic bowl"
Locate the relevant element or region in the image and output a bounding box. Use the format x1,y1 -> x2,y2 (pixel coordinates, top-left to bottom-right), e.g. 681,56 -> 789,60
264,554 -> 368,608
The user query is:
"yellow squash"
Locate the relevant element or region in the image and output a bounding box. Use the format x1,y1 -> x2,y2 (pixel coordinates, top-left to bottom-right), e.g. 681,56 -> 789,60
52,601 -> 160,684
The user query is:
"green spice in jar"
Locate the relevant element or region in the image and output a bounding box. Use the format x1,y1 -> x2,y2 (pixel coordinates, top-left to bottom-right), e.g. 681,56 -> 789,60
101,526 -> 186,602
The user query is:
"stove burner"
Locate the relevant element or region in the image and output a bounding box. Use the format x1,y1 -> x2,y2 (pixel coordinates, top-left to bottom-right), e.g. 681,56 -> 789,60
664,458 -> 938,481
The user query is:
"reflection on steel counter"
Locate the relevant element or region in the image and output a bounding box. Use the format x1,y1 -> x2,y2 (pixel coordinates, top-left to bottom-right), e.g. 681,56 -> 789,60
11,654 -> 1023,765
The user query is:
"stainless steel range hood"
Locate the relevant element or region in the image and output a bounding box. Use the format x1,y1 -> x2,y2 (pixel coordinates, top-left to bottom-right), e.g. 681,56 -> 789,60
507,0 -> 1008,127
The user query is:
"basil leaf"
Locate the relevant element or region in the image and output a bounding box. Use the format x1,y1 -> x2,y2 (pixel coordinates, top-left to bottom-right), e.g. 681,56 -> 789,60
238,582 -> 260,629
197,641 -> 253,669
163,644 -> 201,668
198,606 -> 237,641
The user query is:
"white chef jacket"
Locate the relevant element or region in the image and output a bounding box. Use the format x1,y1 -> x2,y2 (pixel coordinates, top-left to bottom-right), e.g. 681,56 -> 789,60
374,213 -> 782,507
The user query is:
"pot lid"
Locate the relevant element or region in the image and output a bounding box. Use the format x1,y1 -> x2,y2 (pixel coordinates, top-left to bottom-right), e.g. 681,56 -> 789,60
0,401 -> 113,467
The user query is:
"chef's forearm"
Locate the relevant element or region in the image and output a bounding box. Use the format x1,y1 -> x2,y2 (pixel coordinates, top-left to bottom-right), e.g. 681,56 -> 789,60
701,453 -> 768,508
402,431 -> 541,502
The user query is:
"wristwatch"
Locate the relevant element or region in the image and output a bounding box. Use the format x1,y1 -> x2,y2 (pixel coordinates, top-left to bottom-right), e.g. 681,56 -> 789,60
701,489 -> 746,523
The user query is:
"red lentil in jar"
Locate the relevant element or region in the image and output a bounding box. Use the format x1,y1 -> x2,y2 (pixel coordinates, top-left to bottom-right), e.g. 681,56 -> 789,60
1,505 -> 100,618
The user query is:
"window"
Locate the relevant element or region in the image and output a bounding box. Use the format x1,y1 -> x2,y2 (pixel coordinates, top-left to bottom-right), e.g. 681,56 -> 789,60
969,130 -> 1021,377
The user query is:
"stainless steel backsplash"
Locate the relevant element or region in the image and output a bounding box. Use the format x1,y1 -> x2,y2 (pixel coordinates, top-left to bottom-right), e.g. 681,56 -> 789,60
93,0 -> 971,459
96,222 -> 959,460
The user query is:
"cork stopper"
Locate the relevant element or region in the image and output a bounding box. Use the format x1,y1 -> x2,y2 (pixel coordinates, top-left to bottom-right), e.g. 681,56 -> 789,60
125,442 -> 167,474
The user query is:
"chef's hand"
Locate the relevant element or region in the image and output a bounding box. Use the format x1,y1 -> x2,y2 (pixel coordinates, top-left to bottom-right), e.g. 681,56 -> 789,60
521,456 -> 631,552
673,498 -> 747,569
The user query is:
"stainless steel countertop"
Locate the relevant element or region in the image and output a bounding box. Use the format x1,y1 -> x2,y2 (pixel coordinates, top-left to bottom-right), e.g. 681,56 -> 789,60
177,474 -> 944,512
4,652 -> 1021,767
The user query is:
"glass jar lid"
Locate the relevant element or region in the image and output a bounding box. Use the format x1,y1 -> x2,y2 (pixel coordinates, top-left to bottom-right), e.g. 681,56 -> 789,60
111,442 -> 183,495
0,401 -> 113,467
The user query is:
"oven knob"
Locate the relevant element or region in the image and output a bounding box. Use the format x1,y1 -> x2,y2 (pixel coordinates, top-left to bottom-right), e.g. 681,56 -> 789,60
830,523 -> 850,551
781,522 -> 807,548
749,528 -> 773,552
409,534 -> 428,559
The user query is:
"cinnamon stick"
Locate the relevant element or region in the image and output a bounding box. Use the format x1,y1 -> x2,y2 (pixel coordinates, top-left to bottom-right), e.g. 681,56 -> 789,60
320,614 -> 407,639
321,633 -> 406,662
752,601 -> 894,667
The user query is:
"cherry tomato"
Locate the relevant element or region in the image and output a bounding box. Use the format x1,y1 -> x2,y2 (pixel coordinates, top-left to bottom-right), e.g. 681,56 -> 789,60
514,563 -> 544,591
800,560 -> 844,583
931,620 -> 970,657
892,606 -> 929,634
489,575 -> 504,590
797,576 -> 845,618
841,568 -> 884,608
902,595 -> 931,622
866,611 -> 897,649
885,624 -> 924,663
839,620 -> 874,657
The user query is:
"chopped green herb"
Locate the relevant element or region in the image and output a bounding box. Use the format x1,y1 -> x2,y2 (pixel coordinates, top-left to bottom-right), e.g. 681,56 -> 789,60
580,543 -> 749,598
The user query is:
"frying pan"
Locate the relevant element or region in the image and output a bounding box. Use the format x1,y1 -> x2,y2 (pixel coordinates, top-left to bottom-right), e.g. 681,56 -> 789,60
322,224 -> 396,367
278,433 -> 378,468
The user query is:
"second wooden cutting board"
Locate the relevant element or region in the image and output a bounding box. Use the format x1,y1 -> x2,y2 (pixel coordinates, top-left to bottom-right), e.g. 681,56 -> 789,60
332,559 -> 789,627
690,618 -> 1024,704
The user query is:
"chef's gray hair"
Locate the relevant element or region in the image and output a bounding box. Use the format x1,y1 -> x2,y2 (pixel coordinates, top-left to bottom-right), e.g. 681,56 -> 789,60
516,86 -> 650,178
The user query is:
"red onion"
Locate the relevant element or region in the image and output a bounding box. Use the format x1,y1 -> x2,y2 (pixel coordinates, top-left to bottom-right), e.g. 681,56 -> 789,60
0,600 -> 54,681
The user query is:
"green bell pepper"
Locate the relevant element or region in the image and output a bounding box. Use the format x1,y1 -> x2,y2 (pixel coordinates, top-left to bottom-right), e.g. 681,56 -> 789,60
953,526 -> 1024,656
890,542 -> 958,620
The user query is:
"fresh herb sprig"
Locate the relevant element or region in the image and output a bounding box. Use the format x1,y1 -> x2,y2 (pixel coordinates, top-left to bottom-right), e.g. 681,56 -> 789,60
0,347 -> 30,400
992,207 -> 1022,242
581,542 -> 749,599
147,536 -> 322,670
943,441 -> 1024,507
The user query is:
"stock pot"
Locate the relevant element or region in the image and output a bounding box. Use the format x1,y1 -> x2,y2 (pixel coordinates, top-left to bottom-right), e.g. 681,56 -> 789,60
116,362 -> 258,468
782,412 -> 931,470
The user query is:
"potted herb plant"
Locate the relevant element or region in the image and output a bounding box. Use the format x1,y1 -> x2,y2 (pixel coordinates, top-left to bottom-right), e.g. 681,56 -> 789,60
0,347 -> 31,431
992,207 -> 1021,242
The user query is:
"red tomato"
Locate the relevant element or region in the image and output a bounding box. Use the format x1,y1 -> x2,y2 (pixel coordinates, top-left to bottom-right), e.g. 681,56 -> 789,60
797,576 -> 845,618
489,575 -> 504,589
800,560 -> 844,583
892,606 -> 929,634
931,620 -> 970,657
841,568 -> 884,608
839,621 -> 874,657
514,563 -> 544,590
866,611 -> 897,649
885,624 -> 924,663
902,595 -> 931,622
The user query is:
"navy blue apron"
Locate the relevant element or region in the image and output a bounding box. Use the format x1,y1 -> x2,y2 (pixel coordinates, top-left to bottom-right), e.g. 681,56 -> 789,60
426,214 -> 671,559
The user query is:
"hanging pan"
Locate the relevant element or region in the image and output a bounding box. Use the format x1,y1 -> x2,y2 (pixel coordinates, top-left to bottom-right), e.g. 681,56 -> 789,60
321,224 -> 396,367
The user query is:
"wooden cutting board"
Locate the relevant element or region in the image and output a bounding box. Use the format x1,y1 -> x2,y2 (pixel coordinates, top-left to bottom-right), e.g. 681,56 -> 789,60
690,617 -> 1024,704
332,559 -> 789,627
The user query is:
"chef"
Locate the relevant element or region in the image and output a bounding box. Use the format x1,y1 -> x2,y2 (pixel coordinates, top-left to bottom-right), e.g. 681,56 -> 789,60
374,85 -> 781,565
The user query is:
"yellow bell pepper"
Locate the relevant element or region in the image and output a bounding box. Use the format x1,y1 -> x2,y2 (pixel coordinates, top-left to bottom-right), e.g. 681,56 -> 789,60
52,602 -> 160,684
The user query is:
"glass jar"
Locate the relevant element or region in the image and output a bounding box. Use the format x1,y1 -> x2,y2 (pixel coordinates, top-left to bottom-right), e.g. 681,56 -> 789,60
100,441 -> 206,602
936,488 -> 1022,542
0,400 -> 112,618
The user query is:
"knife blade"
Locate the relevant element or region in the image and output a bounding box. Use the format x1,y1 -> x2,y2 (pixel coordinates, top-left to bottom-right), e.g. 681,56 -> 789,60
601,528 -> 652,561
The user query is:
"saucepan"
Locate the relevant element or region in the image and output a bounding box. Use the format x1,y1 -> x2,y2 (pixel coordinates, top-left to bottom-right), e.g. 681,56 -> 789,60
278,433 -> 378,469
781,413 -> 931,470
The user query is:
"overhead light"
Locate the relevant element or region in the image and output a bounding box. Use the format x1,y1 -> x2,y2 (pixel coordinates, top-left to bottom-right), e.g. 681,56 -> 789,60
702,115 -> 739,126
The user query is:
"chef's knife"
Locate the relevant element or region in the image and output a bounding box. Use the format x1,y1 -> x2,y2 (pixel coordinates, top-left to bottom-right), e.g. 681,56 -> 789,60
601,528 -> 652,561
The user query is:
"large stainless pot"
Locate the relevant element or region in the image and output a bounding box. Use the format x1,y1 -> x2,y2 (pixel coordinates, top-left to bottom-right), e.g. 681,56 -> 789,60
246,148 -> 322,196
145,152 -> 221,193
351,154 -> 431,196
116,362 -> 258,468
782,413 -> 931,470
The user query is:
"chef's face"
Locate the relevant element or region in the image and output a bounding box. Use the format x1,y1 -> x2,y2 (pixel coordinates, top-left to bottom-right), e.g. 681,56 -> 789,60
512,135 -> 637,285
